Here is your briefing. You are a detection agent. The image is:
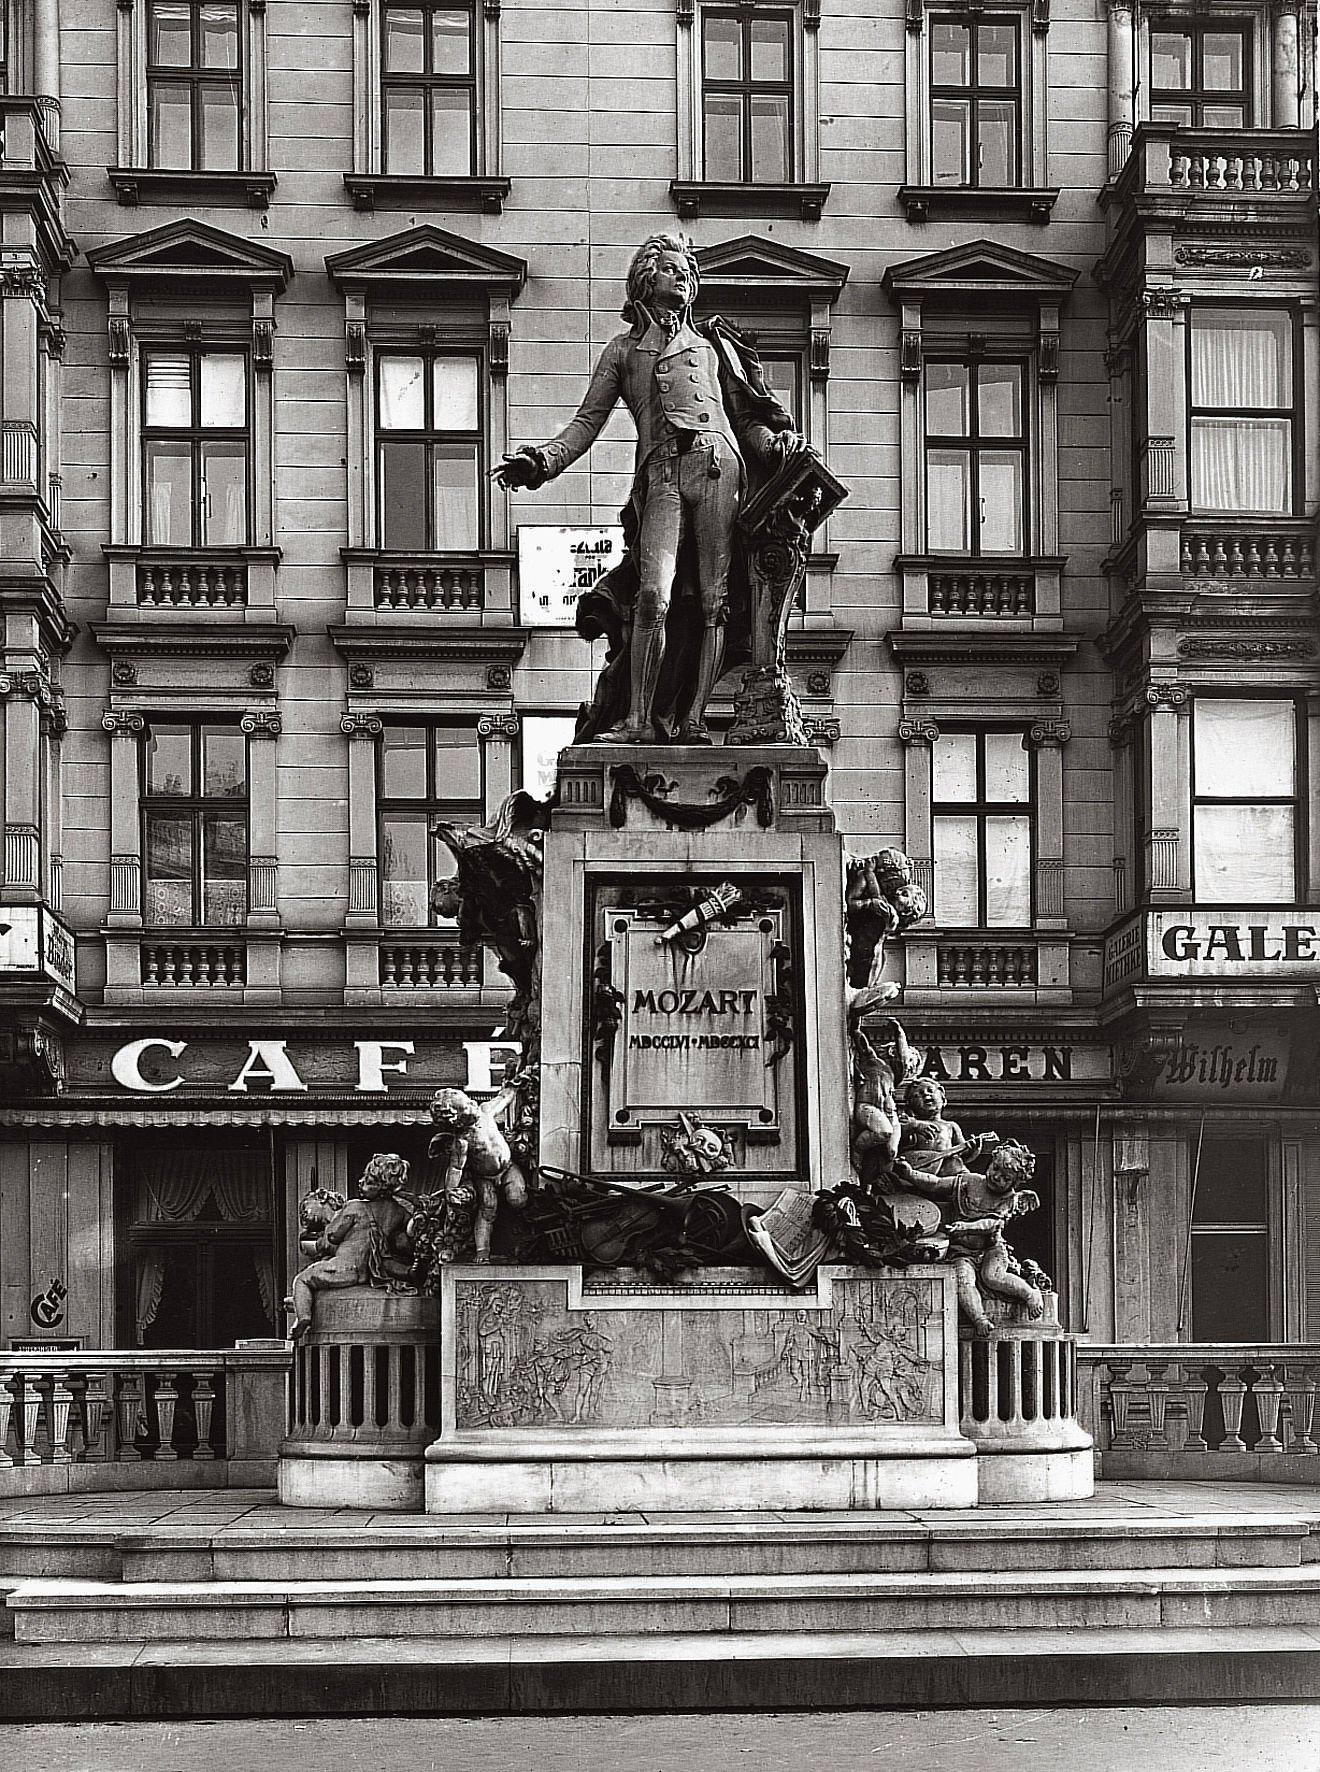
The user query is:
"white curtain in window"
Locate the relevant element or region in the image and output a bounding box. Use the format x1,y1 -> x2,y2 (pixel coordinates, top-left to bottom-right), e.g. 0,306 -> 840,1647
1190,312 -> 1291,513
1190,418 -> 1290,513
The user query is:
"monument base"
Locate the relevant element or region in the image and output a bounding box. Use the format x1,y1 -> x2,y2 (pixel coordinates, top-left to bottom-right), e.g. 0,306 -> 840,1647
279,1445 -> 425,1511
424,1262 -> 976,1514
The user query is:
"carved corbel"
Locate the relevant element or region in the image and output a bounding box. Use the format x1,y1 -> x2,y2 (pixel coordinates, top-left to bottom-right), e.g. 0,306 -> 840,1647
1145,684 -> 1188,709
240,710 -> 283,737
477,712 -> 520,741
1028,720 -> 1072,747
897,717 -> 940,745
340,712 -> 383,738
101,710 -> 146,734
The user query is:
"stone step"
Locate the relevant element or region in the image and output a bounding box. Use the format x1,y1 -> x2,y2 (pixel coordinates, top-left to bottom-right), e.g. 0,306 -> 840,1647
14,1562 -> 1320,1644
2,1512 -> 1312,1584
6,1623 -> 1320,1720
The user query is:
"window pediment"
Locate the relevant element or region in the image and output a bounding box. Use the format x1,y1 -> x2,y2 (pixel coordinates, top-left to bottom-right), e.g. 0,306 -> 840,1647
883,239 -> 1078,303
87,219 -> 293,294
325,225 -> 526,299
695,234 -> 849,304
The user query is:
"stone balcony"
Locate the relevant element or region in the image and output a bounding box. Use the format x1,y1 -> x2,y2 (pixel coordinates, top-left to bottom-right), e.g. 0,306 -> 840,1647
1106,123 -> 1315,224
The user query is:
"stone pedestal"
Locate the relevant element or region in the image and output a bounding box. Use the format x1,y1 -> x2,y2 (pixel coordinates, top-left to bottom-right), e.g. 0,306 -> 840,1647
958,1294 -> 1094,1503
424,1263 -> 977,1513
279,1289 -> 440,1510
542,743 -> 849,1209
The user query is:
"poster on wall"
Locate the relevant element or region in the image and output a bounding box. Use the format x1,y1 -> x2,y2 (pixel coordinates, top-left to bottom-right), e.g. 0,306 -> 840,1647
517,525 -> 624,628
521,715 -> 580,801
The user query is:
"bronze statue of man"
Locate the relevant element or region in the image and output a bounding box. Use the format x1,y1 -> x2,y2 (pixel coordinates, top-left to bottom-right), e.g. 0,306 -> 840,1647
496,233 -> 802,744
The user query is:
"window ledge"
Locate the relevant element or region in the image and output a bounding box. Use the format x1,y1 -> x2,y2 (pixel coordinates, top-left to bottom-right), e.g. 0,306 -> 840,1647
109,168 -> 277,210
898,185 -> 1059,224
344,174 -> 511,215
670,179 -> 831,222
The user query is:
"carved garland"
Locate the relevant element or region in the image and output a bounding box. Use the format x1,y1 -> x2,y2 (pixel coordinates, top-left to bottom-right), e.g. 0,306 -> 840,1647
608,764 -> 775,831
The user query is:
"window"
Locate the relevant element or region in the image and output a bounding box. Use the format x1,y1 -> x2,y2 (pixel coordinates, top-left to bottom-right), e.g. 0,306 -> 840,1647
142,722 -> 248,927
1189,308 -> 1294,515
147,0 -> 242,171
932,729 -> 1033,925
379,723 -> 482,925
701,8 -> 794,183
930,16 -> 1021,187
925,358 -> 1027,554
376,349 -> 482,552
381,1 -> 476,177
1192,698 -> 1298,902
1190,1135 -> 1270,1341
142,348 -> 249,548
1151,21 -> 1251,127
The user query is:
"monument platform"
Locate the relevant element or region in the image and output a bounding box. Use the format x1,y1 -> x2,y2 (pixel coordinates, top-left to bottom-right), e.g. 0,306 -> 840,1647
4,1482 -> 1320,1717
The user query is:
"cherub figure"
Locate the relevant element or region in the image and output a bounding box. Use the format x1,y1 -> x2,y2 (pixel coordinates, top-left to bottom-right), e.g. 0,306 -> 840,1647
428,1086 -> 530,1263
898,1077 -> 999,1176
845,848 -> 928,1008
890,1140 -> 1045,1334
287,1153 -> 417,1339
850,1014 -> 922,1188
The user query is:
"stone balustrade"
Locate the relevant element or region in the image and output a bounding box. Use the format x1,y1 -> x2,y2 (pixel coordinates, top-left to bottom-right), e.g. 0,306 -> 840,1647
374,559 -> 485,612
379,939 -> 482,988
1118,125 -> 1316,204
282,1291 -> 441,1509
936,941 -> 1038,987
136,558 -> 248,608
1180,522 -> 1316,585
927,565 -> 1035,618
1079,1344 -> 1320,1481
0,1347 -> 288,1493
959,1295 -> 1093,1501
141,940 -> 246,987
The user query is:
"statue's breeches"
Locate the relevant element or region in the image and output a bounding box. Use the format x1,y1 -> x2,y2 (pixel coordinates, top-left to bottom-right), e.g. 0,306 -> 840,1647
636,434 -> 740,628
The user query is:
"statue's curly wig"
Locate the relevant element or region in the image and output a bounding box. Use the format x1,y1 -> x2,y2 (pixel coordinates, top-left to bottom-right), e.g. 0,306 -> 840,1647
621,233 -> 699,322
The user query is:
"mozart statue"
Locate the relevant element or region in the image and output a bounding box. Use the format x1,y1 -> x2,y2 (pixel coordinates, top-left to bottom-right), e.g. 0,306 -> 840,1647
495,233 -> 803,745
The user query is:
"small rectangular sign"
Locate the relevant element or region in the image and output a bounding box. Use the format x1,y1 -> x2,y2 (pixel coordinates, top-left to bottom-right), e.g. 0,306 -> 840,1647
0,905 -> 75,993
517,525 -> 624,628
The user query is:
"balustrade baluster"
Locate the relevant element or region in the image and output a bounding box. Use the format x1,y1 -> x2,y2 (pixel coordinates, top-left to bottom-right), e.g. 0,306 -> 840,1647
1106,1359 -> 1135,1448
115,1373 -> 146,1460
192,1371 -> 217,1459
1253,1364 -> 1284,1454
153,1375 -> 179,1459
48,1377 -> 74,1463
0,1375 -> 13,1465
1145,1360 -> 1170,1449
1219,1366 -> 1248,1452
1284,1365 -> 1318,1453
1182,1365 -> 1208,1452
81,1373 -> 113,1460
22,1376 -> 43,1462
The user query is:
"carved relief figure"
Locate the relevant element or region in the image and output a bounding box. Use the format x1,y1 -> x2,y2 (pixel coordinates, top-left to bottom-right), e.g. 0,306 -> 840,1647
849,1015 -> 922,1187
495,233 -> 802,744
898,1077 -> 998,1175
428,1086 -> 530,1263
287,1154 -> 417,1339
844,848 -> 928,1012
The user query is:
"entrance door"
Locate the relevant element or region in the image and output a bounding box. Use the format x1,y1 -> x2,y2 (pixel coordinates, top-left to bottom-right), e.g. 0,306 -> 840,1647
121,1139 -> 278,1349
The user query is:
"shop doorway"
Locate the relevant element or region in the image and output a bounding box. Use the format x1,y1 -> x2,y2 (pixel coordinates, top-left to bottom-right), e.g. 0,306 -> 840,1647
119,1139 -> 279,1349
1189,1134 -> 1271,1342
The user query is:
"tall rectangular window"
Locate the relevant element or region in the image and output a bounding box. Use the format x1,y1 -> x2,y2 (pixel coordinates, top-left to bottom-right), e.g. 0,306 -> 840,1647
932,730 -> 1033,926
1150,21 -> 1251,127
381,1 -> 477,176
701,8 -> 794,183
148,0 -> 242,170
1190,1135 -> 1270,1342
376,350 -> 482,551
925,358 -> 1027,554
930,16 -> 1020,187
143,722 -> 248,927
142,348 -> 249,548
1192,698 -> 1298,902
1189,308 -> 1294,514
379,724 -> 482,926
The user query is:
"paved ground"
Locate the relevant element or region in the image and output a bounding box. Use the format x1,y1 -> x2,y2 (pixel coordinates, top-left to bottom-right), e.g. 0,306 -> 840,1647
3,1708 -> 1320,1771
4,1477 -> 1319,1529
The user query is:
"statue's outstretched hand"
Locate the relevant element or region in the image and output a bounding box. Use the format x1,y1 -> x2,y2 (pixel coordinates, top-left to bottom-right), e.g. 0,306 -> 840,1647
771,429 -> 808,463
493,446 -> 547,490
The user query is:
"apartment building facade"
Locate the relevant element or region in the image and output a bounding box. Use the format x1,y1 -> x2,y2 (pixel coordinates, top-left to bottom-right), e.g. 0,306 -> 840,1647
0,0 -> 1315,1357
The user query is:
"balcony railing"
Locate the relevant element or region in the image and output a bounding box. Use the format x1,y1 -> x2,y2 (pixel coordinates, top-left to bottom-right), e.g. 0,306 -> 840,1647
379,939 -> 482,988
0,1348 -> 288,1490
137,557 -> 248,608
936,941 -> 1038,987
928,564 -> 1035,618
1180,520 -> 1316,586
1115,125 -> 1316,207
374,558 -> 484,613
1080,1345 -> 1320,1481
141,939 -> 246,987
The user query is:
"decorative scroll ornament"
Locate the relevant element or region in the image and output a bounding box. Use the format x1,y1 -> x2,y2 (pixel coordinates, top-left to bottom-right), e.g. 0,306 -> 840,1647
608,763 -> 774,830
